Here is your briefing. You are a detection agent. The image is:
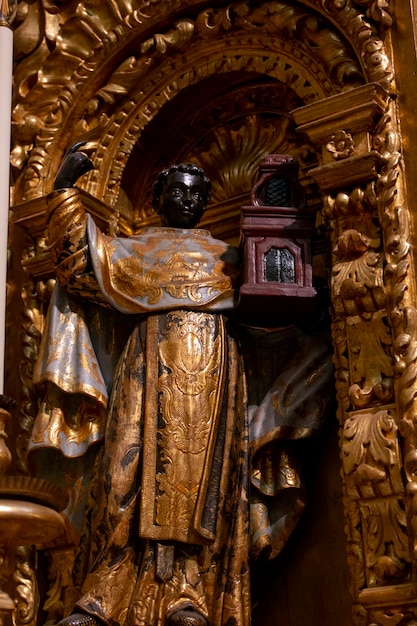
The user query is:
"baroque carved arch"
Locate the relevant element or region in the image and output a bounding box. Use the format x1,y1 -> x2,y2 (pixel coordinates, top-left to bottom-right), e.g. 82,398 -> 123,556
12,0 -> 392,208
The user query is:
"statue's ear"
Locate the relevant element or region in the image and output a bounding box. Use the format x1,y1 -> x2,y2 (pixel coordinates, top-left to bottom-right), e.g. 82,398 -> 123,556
204,183 -> 211,206
151,178 -> 164,215
152,200 -> 162,215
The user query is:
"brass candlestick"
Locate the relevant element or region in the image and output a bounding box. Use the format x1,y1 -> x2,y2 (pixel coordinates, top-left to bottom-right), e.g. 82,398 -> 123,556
0,396 -> 68,625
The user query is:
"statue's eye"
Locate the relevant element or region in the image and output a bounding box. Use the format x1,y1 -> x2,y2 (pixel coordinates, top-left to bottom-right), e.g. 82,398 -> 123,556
193,192 -> 203,201
170,188 -> 183,198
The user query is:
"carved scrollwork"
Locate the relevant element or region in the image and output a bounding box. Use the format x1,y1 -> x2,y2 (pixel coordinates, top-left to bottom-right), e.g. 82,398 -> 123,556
291,20 -> 411,613
402,448 -> 417,575
230,3 -> 364,87
85,0 -> 367,204
324,183 -> 379,244
97,45 -> 327,209
331,317 -> 351,415
372,111 -> 417,450
323,0 -> 392,35
360,497 -> 409,586
86,82 -> 318,225
345,496 -> 366,595
323,92 -> 417,618
9,0 -> 408,624
13,546 -> 39,626
351,0 -> 393,29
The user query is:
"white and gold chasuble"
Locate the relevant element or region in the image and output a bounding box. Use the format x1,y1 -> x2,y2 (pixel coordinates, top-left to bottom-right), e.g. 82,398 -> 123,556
88,220 -> 237,314
86,217 -> 240,545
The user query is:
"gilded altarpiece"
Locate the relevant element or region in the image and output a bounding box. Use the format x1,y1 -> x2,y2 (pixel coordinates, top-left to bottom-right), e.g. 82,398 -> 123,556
5,0 -> 417,624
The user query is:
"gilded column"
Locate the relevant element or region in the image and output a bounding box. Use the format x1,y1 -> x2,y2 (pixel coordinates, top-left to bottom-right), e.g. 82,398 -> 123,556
293,83 -> 417,625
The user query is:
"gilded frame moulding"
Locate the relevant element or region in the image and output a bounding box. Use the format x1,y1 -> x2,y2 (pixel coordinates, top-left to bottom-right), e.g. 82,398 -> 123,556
12,1 -> 417,625
292,73 -> 417,622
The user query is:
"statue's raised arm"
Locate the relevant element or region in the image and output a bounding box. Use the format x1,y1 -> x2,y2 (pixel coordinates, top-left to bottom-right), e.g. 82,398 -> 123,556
53,141 -> 94,190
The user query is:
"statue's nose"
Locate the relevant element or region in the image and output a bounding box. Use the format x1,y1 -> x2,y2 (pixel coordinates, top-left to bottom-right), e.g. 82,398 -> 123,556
183,193 -> 193,208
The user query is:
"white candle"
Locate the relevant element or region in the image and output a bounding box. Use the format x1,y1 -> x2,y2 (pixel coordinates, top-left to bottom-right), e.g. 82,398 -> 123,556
0,21 -> 14,395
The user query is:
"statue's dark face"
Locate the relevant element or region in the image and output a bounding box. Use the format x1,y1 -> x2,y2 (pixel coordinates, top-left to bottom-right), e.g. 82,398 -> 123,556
159,171 -> 207,229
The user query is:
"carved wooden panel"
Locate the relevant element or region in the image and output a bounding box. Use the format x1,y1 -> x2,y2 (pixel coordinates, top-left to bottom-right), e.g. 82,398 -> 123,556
8,1 -> 417,625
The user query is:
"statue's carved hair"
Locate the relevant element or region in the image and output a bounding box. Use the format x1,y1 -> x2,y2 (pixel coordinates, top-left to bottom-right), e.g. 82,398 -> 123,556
152,163 -> 211,212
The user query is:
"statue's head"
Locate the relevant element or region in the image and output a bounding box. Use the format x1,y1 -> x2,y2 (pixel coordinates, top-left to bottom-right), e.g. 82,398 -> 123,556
152,163 -> 211,229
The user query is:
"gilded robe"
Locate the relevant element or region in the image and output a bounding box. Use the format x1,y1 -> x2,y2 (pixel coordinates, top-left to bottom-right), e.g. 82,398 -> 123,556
35,189 -> 250,625
32,189 -> 333,626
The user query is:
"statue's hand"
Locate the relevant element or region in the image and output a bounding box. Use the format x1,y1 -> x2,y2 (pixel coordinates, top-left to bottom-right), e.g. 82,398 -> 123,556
54,141 -> 94,190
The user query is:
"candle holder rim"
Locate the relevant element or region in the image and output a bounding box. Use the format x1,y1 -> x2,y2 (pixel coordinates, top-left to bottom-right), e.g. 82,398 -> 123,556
0,475 -> 69,512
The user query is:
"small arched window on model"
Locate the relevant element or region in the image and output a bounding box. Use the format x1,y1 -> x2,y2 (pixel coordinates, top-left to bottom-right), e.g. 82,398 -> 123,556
239,154 -> 317,326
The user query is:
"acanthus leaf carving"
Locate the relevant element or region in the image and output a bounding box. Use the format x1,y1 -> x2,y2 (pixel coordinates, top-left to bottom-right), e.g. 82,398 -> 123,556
332,229 -> 385,317
372,110 -> 417,457
143,18 -> 195,54
343,418 -> 409,585
346,312 -> 394,408
195,6 -> 232,36
343,408 -> 402,499
321,0 -> 394,88
360,497 -> 409,587
42,547 -> 77,622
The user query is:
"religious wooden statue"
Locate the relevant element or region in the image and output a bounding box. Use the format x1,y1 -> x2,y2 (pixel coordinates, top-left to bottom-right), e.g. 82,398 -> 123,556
29,145 -> 334,626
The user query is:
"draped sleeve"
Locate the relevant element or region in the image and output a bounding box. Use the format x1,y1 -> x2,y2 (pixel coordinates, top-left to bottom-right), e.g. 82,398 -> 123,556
46,188 -> 114,307
249,328 -> 334,560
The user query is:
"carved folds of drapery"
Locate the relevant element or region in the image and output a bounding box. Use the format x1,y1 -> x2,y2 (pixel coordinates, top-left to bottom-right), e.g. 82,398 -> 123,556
11,0 -> 417,625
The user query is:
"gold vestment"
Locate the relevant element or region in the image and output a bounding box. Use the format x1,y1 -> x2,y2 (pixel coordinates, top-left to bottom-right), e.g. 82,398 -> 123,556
42,189 -> 250,626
